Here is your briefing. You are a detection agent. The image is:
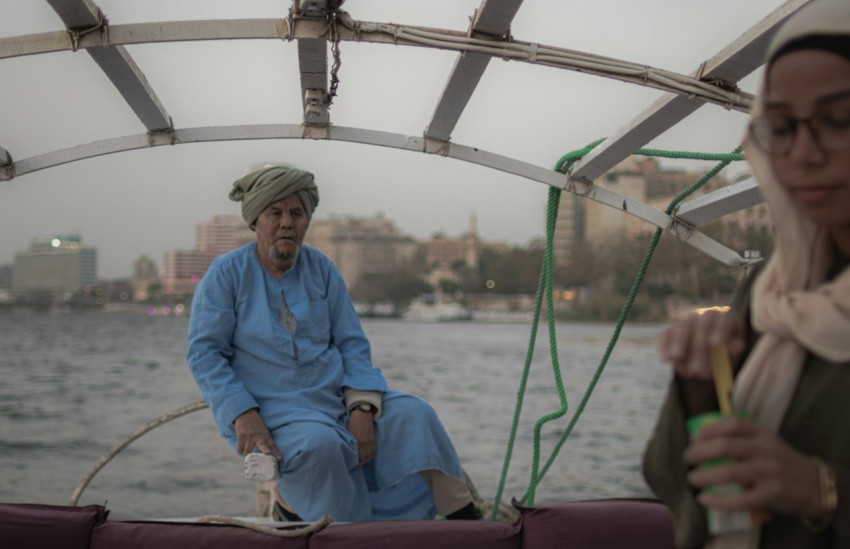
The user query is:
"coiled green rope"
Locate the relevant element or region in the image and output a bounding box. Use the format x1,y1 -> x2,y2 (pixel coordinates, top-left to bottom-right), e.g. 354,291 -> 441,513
491,141 -> 743,518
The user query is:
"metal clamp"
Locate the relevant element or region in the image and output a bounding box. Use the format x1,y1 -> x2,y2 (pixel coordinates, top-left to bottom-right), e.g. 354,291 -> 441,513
147,118 -> 176,146
0,148 -> 14,181
67,8 -> 108,52
667,216 -> 695,241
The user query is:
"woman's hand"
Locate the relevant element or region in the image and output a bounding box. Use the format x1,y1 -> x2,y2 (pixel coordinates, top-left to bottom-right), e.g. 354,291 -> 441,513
234,409 -> 282,461
659,309 -> 746,380
685,416 -> 822,517
347,410 -> 377,467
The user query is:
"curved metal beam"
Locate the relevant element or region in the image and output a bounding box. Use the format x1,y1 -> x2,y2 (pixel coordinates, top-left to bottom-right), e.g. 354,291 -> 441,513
0,18 -> 753,112
568,0 -> 809,184
46,0 -> 173,132
2,123 -> 746,267
424,0 -> 524,142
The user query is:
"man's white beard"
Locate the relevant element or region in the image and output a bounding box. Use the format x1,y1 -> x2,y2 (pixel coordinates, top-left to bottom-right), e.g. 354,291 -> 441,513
268,245 -> 298,265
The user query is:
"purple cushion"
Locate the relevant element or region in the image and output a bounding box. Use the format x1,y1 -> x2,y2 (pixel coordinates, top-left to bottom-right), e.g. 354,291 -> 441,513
310,519 -> 522,549
92,521 -> 310,549
0,503 -> 107,549
518,499 -> 676,549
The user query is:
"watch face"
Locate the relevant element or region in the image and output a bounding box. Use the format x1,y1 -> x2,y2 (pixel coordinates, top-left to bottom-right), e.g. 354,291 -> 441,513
358,403 -> 373,412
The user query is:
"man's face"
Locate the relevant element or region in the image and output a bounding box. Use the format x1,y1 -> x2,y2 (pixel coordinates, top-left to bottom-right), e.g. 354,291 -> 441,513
254,194 -> 309,273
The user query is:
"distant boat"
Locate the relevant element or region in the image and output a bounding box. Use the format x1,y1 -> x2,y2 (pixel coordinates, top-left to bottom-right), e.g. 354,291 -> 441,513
353,301 -> 401,319
403,294 -> 472,322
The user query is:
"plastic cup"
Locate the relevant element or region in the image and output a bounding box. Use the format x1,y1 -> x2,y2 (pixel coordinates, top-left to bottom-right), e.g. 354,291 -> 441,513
687,411 -> 755,535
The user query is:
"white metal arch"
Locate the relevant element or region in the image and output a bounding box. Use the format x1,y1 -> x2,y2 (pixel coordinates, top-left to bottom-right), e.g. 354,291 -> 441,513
1,122 -> 743,266
0,0 -> 812,267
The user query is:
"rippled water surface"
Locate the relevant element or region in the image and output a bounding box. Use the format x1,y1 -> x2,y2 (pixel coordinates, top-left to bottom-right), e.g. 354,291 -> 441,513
0,312 -> 671,519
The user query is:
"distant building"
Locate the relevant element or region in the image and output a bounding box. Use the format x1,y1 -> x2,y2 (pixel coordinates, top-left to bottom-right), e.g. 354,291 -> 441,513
161,214 -> 255,298
305,212 -> 418,288
132,255 -> 160,301
197,215 -> 254,255
161,250 -> 217,297
554,157 -> 769,269
12,235 -> 97,299
420,213 -> 493,269
0,264 -> 12,289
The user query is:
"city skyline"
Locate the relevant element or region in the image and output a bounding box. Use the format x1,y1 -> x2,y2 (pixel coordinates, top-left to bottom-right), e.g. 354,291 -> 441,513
2,207 -> 511,281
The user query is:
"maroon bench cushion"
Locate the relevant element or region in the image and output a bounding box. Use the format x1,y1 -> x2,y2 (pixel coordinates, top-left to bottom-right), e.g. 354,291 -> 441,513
309,519 -> 522,549
518,499 -> 676,549
0,502 -> 107,549
91,521 -> 310,549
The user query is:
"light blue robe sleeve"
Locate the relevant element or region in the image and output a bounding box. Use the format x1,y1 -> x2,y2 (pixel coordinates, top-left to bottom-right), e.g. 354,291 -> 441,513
324,259 -> 388,394
187,257 -> 259,433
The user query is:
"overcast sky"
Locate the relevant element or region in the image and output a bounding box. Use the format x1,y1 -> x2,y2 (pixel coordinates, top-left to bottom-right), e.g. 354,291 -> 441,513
0,0 -> 788,278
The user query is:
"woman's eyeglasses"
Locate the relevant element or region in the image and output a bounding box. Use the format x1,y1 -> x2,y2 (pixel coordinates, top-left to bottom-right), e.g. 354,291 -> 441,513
748,91 -> 850,155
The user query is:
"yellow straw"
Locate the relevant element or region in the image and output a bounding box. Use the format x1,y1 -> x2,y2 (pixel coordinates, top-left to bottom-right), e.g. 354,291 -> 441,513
710,345 -> 734,414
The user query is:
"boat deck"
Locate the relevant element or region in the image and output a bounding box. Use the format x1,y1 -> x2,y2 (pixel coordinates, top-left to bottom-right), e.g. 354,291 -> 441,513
1,498 -> 675,548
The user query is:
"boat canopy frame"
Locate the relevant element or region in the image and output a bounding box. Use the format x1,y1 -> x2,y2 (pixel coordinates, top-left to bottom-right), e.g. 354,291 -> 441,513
0,0 -> 811,266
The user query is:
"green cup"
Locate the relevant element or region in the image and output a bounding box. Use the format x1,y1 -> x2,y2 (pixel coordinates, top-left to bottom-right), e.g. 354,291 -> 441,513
687,411 -> 753,534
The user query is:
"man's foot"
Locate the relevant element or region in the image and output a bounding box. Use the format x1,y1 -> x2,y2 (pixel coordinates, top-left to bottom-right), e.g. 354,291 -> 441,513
445,502 -> 482,520
273,500 -> 302,522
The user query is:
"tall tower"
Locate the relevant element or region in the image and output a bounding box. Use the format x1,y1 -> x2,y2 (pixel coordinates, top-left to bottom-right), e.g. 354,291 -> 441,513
465,211 -> 480,269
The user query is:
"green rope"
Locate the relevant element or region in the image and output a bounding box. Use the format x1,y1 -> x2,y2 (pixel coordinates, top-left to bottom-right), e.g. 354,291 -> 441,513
634,149 -> 743,162
491,141 -> 744,516
491,143 -> 594,518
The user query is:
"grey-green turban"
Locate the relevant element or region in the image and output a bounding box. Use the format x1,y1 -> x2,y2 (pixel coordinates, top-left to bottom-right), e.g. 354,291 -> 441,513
229,165 -> 320,228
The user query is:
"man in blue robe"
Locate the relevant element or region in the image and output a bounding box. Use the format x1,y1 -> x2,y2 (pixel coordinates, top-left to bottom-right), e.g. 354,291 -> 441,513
187,165 -> 478,522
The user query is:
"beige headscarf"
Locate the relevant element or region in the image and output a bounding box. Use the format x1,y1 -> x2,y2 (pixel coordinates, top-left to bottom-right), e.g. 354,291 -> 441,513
715,1 -> 850,547
229,165 -> 319,228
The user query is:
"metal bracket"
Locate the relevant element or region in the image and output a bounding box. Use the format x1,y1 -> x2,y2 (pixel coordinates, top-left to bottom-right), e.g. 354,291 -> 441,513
67,8 -> 108,51
667,216 -> 696,241
147,119 -> 176,146
0,148 -> 13,181
562,174 -> 593,197
302,124 -> 330,140
424,137 -> 450,156
293,0 -> 342,19
304,88 -> 328,124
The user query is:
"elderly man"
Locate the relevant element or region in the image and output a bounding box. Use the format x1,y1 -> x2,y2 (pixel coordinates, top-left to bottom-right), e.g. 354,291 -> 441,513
187,165 -> 478,522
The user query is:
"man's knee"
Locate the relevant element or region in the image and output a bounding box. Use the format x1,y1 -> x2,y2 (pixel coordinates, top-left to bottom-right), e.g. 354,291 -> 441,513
384,394 -> 439,423
277,423 -> 351,471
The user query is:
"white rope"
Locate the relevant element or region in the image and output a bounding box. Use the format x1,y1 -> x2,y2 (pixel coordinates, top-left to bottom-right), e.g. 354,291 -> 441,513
197,514 -> 333,537
69,401 -> 210,506
343,16 -> 752,112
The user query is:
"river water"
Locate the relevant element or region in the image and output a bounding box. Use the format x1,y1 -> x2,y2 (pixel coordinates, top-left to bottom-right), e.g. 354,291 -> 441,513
0,312 -> 671,519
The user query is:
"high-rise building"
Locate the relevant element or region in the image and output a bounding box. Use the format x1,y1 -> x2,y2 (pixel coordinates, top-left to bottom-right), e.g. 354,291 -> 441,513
197,215 -> 254,255
12,235 -> 97,299
161,249 -> 217,297
162,215 -> 253,298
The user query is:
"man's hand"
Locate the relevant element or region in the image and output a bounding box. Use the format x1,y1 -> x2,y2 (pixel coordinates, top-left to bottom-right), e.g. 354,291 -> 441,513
347,410 -> 376,467
234,409 -> 282,461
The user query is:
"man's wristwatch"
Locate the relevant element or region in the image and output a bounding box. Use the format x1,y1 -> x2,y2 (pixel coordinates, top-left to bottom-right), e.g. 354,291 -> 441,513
352,402 -> 376,414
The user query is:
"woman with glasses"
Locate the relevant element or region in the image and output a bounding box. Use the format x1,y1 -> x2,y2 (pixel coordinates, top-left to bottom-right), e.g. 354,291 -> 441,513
643,1 -> 850,547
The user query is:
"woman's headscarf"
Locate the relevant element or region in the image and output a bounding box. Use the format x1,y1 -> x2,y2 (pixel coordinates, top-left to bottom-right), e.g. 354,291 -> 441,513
229,165 -> 320,228
718,1 -> 850,546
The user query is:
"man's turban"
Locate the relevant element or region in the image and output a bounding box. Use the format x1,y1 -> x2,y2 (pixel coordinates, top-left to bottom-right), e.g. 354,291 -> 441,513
229,165 -> 319,228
